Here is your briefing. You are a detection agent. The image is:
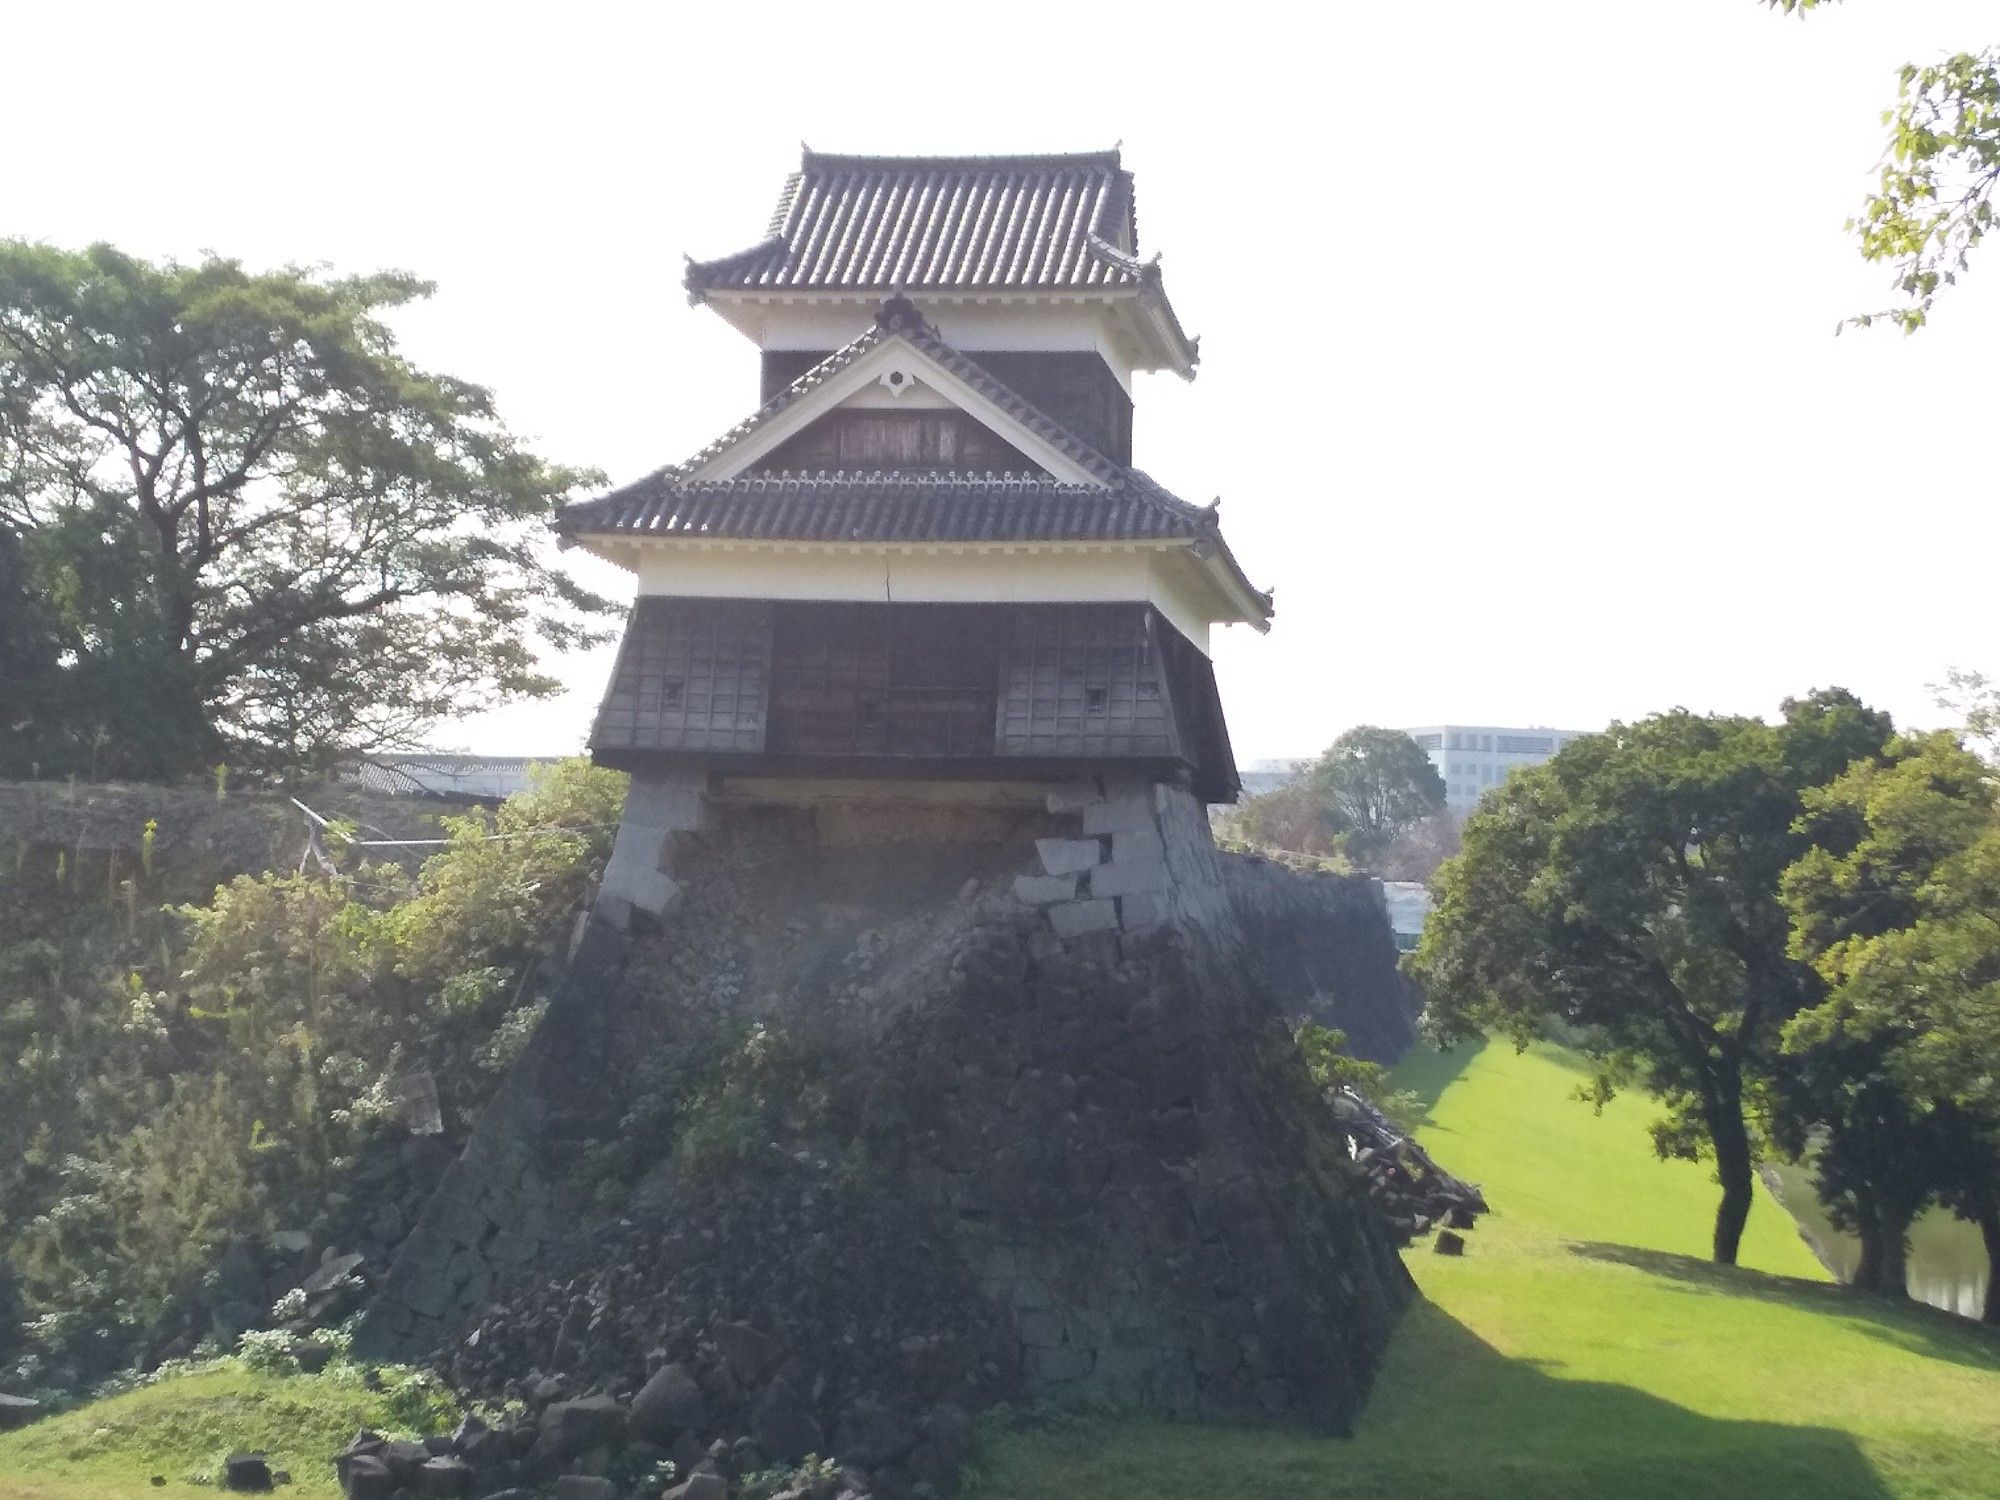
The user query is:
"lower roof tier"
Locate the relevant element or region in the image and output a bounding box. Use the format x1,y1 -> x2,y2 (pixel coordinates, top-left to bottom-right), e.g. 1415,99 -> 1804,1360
561,472 -> 1270,638
590,598 -> 1241,804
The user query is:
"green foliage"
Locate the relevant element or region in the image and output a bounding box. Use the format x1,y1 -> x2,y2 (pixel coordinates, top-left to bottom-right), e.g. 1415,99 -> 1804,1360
1767,0 -> 1999,332
1309,727 -> 1447,855
14,1079 -> 262,1364
2,761 -> 624,1379
1412,690 -> 1894,1264
386,758 -> 626,991
475,998 -> 548,1073
1293,1021 -> 1422,1133
581,1020 -> 844,1205
1224,727 -> 1444,867
0,241 -> 617,778
1779,734 -> 2000,1299
1220,774 -> 1347,860
1935,666 -> 2000,761
0,1355 -> 460,1498
1847,48 -> 2000,333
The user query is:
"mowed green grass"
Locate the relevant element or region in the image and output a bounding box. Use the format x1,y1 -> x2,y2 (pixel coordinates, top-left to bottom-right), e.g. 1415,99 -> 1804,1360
0,1365 -> 450,1499
966,1041 -> 2000,1500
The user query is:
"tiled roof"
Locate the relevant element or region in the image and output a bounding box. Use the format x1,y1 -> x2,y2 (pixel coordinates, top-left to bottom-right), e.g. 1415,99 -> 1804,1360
557,300 -> 1269,621
559,471 -> 1211,545
666,298 -> 1125,485
686,150 -> 1149,294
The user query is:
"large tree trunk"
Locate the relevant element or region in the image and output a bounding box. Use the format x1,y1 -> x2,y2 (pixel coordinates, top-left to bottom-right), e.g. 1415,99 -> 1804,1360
1705,1085 -> 1755,1266
1979,1211 -> 2000,1326
1851,1185 -> 1919,1300
1872,1201 -> 1912,1299
1851,1191 -> 1887,1294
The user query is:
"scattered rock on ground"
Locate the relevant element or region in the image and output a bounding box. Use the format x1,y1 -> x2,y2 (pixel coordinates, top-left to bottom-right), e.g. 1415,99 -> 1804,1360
221,1450 -> 273,1492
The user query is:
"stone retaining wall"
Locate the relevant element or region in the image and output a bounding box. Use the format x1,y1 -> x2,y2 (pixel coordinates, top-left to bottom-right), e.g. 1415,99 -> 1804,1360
360,771 -> 1417,1440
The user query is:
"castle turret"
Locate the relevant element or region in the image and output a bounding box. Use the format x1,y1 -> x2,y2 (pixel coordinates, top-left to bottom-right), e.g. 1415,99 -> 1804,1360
563,150 -> 1270,922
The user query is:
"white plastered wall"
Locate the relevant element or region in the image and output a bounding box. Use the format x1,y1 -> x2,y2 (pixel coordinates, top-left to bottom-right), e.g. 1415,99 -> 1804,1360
623,543 -> 1216,654
712,299 -> 1141,392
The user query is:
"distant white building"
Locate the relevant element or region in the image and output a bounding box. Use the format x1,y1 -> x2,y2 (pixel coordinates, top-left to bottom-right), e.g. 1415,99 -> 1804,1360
1400,724 -> 1591,814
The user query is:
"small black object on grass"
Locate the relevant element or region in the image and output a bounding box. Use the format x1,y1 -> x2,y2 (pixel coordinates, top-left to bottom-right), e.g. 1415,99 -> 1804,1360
222,1450 -> 274,1492
1433,1229 -> 1467,1256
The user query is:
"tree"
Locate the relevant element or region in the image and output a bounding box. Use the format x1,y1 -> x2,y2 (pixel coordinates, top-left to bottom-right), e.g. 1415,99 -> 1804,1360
1223,768 -> 1346,860
1935,667 -> 2000,760
1781,733 -> 2000,1317
0,523 -> 62,770
1769,1 -> 1999,332
1414,692 -> 1892,1264
1374,810 -> 1463,884
1308,727 -> 1447,863
0,243 -> 614,779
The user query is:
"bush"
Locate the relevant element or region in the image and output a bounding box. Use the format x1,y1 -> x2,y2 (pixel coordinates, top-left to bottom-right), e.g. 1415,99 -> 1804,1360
14,1079 -> 261,1364
1295,1022 -> 1423,1134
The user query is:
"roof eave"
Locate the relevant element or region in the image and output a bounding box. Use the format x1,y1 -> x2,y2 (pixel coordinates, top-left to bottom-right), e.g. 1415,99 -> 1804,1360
1190,533 -> 1273,632
1141,283 -> 1201,380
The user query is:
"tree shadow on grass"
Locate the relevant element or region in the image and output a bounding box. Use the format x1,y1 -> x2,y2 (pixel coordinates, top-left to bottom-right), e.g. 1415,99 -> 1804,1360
1387,1037 -> 1486,1131
971,1296 -> 1897,1500
1568,1241 -> 2000,1372
1345,1296 -> 1898,1500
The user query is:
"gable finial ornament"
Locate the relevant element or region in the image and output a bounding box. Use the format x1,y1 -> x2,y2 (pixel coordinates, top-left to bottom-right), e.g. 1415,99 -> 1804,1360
876,295 -> 922,332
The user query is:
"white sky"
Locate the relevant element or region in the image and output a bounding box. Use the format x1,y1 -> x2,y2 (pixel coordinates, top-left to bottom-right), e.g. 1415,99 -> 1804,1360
8,1 -> 1996,763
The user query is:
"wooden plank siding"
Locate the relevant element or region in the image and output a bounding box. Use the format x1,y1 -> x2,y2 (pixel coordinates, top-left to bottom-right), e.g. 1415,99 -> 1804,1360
590,599 -> 1240,800
753,409 -> 1034,474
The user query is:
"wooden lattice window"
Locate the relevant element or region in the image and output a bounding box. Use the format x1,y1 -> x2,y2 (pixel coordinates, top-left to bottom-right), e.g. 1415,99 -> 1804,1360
592,598 -> 771,753
996,605 -> 1176,758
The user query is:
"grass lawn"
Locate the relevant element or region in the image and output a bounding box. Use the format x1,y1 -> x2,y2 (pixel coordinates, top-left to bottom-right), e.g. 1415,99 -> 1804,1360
966,1040 -> 2000,1500
0,1364 -> 454,1499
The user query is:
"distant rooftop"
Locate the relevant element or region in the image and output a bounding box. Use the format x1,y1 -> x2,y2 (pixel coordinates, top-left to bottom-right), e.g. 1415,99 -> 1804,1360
338,755 -> 562,802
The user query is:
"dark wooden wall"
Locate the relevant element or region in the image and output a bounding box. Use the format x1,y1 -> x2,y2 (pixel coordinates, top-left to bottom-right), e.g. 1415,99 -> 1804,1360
590,599 -> 1239,799
752,410 -> 1033,474
975,352 -> 1132,465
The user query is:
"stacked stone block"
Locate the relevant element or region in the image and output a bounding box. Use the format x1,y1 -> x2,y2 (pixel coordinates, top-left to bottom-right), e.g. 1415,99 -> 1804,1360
1012,778 -> 1189,942
595,768 -> 707,929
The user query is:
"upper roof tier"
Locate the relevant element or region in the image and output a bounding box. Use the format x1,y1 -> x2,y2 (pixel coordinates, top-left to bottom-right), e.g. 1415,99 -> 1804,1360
685,149 -> 1199,377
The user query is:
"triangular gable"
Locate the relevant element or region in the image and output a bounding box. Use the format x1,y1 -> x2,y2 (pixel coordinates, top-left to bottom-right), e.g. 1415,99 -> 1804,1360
679,304 -> 1119,488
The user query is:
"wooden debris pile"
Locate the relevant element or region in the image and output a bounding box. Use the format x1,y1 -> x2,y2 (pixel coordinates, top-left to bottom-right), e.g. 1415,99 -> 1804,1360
1330,1087 -> 1488,1253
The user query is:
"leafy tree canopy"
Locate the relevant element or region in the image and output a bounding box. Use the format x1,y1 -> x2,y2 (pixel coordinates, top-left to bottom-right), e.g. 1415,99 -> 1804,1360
1224,727 -> 1446,867
1779,732 -> 2000,1313
1413,690 -> 1892,1263
1308,726 -> 1448,856
1784,733 -> 2000,1117
1768,0 -> 2000,331
0,243 -> 615,779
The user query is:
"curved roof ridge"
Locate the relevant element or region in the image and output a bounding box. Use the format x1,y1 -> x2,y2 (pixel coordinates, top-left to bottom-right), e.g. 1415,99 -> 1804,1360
672,468 -> 1092,491
799,148 -> 1123,172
